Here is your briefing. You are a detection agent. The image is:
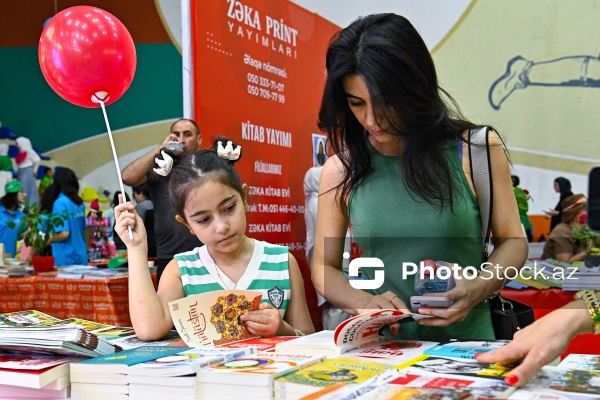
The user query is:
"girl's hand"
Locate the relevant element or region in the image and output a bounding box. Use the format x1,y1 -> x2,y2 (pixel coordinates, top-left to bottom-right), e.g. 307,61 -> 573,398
114,198 -> 147,249
240,302 -> 284,337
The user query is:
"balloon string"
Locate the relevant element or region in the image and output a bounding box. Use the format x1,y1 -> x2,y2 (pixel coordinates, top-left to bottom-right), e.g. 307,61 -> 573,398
98,100 -> 133,241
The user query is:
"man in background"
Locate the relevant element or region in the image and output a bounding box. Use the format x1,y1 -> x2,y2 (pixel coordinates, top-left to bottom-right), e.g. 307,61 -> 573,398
122,119 -> 202,282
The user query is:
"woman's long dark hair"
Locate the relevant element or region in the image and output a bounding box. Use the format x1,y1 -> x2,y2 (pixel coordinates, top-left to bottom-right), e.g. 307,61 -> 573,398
46,168 -> 82,206
318,13 -> 484,216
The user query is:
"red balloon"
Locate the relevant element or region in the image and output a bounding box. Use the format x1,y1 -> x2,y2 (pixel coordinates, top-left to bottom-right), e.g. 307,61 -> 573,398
38,6 -> 136,108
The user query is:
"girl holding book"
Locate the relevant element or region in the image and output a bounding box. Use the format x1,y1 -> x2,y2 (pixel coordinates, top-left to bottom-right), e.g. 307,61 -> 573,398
114,137 -> 314,341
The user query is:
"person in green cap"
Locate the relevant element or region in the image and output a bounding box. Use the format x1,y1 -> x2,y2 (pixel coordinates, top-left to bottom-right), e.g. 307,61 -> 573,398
0,180 -> 26,257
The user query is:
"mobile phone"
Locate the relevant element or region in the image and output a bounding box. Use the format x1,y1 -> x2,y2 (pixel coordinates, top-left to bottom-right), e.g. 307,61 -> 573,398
410,296 -> 452,311
588,167 -> 600,232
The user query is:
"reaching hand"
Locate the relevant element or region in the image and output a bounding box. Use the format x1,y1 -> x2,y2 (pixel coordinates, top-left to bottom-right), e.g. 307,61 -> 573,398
475,305 -> 590,386
240,302 -> 285,337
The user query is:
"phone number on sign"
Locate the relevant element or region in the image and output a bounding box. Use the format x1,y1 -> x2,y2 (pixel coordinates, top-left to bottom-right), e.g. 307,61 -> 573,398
247,84 -> 285,103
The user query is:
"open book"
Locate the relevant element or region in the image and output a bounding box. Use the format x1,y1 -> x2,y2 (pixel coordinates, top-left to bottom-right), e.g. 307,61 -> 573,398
275,309 -> 432,357
169,290 -> 263,347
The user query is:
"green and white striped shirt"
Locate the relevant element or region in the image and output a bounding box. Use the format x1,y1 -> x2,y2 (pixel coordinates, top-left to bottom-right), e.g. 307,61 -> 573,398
176,240 -> 291,316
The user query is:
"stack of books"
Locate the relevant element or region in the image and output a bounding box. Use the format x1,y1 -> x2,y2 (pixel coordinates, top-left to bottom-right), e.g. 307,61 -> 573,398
0,354 -> 80,399
274,357 -> 392,399
127,346 -> 257,400
70,345 -> 190,400
0,310 -> 122,357
562,265 -> 600,291
196,352 -> 324,399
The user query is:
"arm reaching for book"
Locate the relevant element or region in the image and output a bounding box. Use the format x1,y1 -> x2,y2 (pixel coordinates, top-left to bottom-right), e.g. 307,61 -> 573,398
476,295 -> 597,386
114,199 -> 185,341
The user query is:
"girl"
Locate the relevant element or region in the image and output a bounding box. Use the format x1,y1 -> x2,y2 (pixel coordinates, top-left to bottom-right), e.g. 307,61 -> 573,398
0,180 -> 26,257
35,168 -> 87,265
114,138 -> 314,341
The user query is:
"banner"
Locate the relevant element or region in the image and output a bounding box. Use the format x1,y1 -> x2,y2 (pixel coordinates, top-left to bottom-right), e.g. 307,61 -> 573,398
191,0 -> 339,268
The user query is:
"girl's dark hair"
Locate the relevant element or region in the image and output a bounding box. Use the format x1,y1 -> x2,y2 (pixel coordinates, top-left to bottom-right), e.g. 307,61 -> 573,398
111,191 -> 130,208
53,168 -> 83,205
554,177 -> 572,195
318,13 -> 487,215
157,136 -> 244,221
40,168 -> 80,210
1,192 -> 19,209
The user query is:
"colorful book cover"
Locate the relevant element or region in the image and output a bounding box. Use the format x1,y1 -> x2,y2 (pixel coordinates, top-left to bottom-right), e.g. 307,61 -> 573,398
71,345 -> 191,375
346,339 -> 438,362
398,354 -> 514,380
558,354 -> 600,371
0,354 -> 80,370
0,361 -> 73,389
218,336 -> 297,352
0,310 -> 61,327
107,330 -> 181,350
128,346 -> 256,376
333,309 -> 433,349
509,366 -> 600,399
424,339 -> 510,360
196,352 -> 324,386
169,289 -> 262,347
311,368 -> 515,400
275,357 -> 391,389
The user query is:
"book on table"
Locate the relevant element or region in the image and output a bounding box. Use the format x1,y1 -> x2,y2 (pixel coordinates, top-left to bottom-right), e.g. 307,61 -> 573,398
217,335 -> 298,352
423,339 -> 511,360
557,354 -> 600,371
196,352 -> 324,390
0,353 -> 81,389
70,345 -> 191,375
274,309 -> 433,357
274,356 -> 392,399
305,367 -> 516,400
127,345 -> 256,377
0,380 -> 71,399
344,339 -> 438,364
169,289 -> 263,347
508,366 -> 600,400
0,310 -> 122,357
397,354 -> 515,381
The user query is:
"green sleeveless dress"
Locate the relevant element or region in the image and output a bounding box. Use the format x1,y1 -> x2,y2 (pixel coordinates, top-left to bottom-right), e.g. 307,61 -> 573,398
348,141 -> 495,341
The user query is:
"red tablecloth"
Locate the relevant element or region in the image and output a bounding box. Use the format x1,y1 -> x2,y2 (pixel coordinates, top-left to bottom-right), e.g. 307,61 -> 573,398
0,274 -> 157,327
502,288 -> 600,357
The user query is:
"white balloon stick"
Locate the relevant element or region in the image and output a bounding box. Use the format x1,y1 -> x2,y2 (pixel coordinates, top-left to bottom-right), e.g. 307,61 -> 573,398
93,92 -> 133,241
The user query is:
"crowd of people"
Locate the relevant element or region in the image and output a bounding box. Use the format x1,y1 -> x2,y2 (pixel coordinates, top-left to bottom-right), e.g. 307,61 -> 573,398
1,12 -> 598,388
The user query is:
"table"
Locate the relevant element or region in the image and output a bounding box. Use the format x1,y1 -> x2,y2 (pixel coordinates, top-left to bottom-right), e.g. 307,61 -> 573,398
502,288 -> 600,356
0,274 -> 156,327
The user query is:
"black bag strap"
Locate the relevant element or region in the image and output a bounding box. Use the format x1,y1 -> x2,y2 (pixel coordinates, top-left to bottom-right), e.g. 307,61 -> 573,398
468,126 -> 494,256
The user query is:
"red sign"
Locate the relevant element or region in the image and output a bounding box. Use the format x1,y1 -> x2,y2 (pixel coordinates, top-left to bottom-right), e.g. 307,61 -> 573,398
191,0 -> 339,267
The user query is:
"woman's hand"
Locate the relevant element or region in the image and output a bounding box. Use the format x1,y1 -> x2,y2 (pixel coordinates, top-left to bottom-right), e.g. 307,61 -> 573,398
358,291 -> 410,336
240,302 -> 286,337
416,267 -> 489,326
475,304 -> 589,386
114,197 -> 147,249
